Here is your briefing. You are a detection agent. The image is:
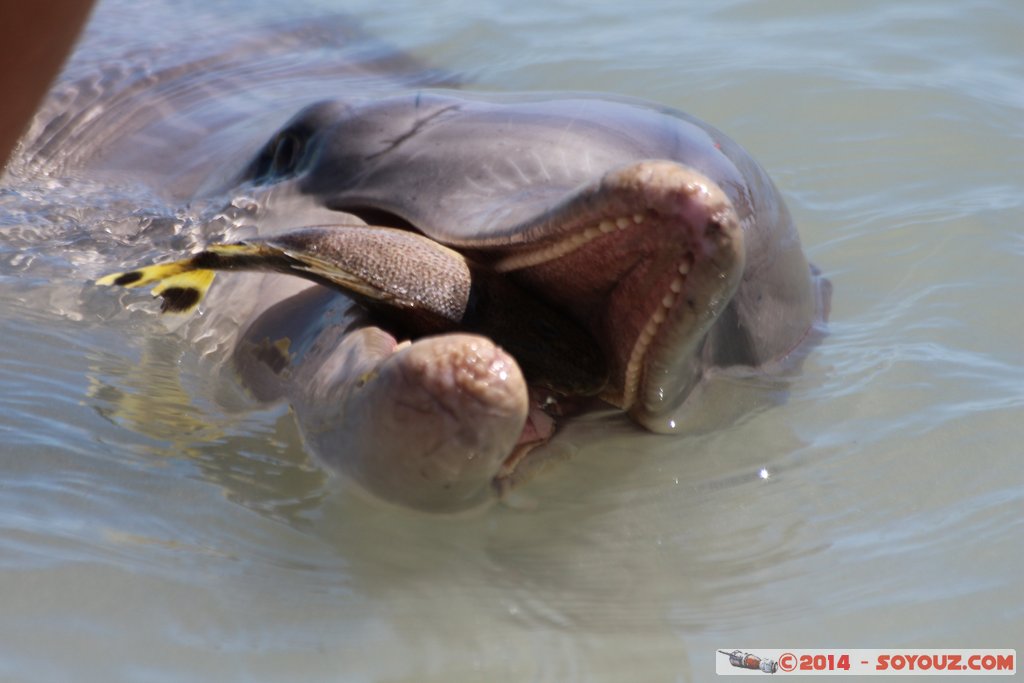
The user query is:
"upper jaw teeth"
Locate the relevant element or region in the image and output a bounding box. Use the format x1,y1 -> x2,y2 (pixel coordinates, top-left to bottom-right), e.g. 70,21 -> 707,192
495,213 -> 645,272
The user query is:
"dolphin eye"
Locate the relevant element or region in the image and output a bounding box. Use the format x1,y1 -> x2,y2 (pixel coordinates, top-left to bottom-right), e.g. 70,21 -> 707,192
249,130 -> 308,184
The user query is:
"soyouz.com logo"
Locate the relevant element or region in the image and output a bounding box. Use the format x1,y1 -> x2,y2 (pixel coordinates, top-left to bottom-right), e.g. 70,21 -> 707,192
716,649 -> 1015,676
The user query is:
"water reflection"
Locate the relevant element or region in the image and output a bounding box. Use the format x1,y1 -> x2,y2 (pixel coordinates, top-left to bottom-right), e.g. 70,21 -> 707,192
85,337 -> 330,527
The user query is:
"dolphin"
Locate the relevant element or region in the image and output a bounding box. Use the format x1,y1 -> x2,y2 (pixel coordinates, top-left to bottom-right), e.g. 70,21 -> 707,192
32,19 -> 830,511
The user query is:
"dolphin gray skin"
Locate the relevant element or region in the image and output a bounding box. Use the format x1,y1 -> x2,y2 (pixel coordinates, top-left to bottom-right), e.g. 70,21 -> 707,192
27,19 -> 829,511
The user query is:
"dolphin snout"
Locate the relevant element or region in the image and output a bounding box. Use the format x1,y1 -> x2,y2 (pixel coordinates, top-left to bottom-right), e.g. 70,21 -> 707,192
296,331 -> 529,512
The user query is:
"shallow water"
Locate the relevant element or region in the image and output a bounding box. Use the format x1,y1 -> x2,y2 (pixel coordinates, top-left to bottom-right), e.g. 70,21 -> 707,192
2,0 -> 1022,681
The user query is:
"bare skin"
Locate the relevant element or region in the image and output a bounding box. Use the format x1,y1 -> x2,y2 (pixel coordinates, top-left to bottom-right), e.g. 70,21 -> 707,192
0,0 -> 95,168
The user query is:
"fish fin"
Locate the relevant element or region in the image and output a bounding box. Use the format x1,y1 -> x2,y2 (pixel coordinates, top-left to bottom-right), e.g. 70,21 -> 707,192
150,270 -> 217,313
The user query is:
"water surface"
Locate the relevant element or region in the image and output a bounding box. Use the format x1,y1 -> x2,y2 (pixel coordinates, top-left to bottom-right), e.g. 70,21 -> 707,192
1,0 -> 1021,680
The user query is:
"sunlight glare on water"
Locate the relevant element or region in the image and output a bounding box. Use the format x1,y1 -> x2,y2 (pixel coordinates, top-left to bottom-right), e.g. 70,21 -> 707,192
1,0 -> 1021,681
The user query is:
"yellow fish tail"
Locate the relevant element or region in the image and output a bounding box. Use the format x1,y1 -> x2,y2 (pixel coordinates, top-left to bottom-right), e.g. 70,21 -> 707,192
97,259 -> 216,313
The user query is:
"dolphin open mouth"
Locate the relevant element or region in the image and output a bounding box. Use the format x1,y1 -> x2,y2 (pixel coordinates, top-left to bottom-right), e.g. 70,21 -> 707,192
324,159 -> 745,425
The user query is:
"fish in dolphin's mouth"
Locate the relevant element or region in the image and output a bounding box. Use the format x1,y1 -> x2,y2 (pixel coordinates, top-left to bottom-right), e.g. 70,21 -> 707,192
96,160 -> 745,498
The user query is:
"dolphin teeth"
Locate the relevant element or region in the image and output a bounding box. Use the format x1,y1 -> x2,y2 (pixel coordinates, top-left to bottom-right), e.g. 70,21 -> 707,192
616,217 -> 630,230
619,260 -> 690,408
633,213 -> 645,224
599,220 -> 616,233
